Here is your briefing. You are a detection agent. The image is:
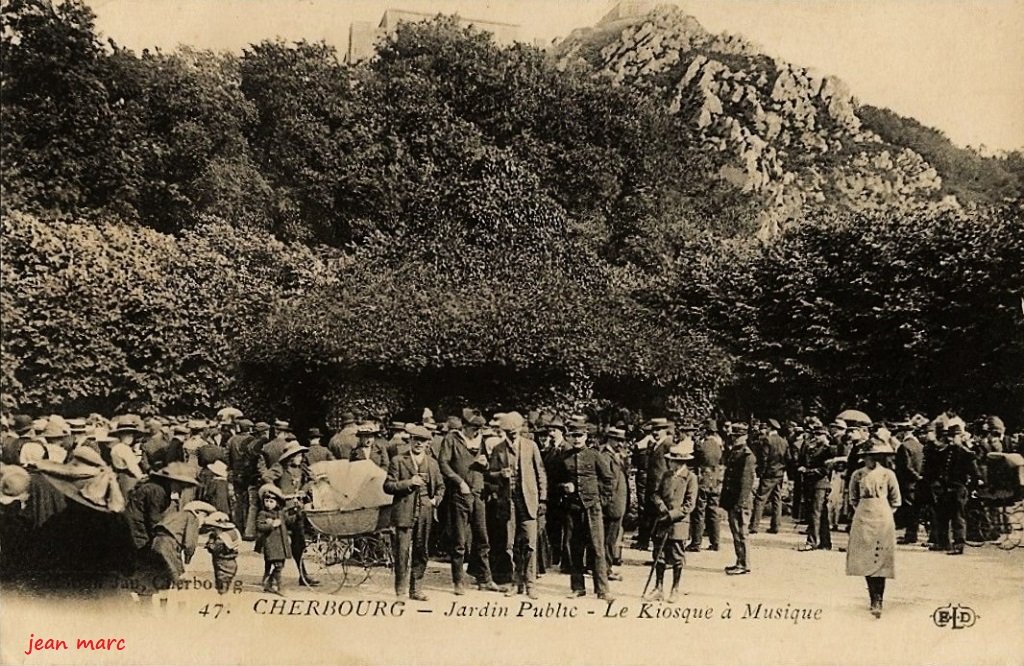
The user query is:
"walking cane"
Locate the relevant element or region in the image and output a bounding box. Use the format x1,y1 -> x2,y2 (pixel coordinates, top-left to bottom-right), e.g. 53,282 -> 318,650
641,516 -> 671,599
409,468 -> 423,593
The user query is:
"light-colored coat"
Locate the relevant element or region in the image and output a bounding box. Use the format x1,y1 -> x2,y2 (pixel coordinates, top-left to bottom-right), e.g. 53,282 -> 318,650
846,466 -> 901,577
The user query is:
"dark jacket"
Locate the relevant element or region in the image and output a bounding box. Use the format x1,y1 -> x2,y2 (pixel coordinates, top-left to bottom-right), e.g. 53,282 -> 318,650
600,445 -> 629,520
800,439 -> 835,491
384,452 -> 444,528
256,508 -> 292,561
550,445 -> 614,511
721,439 -> 756,511
438,430 -> 488,495
226,433 -> 254,479
895,435 -> 924,488
350,441 -> 390,470
307,443 -> 335,465
924,443 -> 980,489
124,479 -> 171,549
695,434 -> 724,492
759,433 -> 788,478
653,466 -> 699,540
645,437 -> 672,504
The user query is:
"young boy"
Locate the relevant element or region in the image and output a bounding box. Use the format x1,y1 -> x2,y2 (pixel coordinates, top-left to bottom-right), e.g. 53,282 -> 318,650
256,484 -> 293,594
202,511 -> 242,594
646,441 -> 698,603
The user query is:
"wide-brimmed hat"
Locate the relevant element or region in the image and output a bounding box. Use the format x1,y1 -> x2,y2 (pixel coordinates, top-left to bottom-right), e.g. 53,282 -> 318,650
71,446 -> 107,467
186,419 -> 209,431
151,461 -> 200,485
206,459 -> 229,479
11,414 -> 34,434
665,441 -> 695,462
547,417 -> 567,432
606,427 -> 627,441
829,419 -> 848,430
357,422 -> 381,436
862,439 -> 896,456
405,424 -> 433,441
259,483 -> 285,501
183,500 -> 217,516
307,427 -> 324,439
340,411 -> 357,425
41,421 -> 70,440
110,414 -> 147,435
0,466 -> 31,505
279,441 -> 309,463
67,418 -> 88,433
565,418 -> 588,436
202,511 -> 235,530
19,440 -> 47,467
216,407 -> 243,422
647,417 -> 672,430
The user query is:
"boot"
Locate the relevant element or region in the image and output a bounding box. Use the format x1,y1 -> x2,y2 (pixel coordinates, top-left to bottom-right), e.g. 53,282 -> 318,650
270,566 -> 284,595
453,582 -> 466,596
410,579 -> 428,601
667,565 -> 682,603
643,564 -> 665,601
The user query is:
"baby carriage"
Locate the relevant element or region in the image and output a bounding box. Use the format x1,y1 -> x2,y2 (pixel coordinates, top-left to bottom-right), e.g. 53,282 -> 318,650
302,460 -> 394,591
965,452 -> 1024,550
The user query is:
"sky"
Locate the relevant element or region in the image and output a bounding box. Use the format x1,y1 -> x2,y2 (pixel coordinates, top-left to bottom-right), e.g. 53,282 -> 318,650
85,0 -> 1024,152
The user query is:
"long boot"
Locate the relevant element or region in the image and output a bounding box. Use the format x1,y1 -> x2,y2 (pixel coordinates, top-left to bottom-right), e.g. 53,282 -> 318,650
644,564 -> 665,601
667,565 -> 683,603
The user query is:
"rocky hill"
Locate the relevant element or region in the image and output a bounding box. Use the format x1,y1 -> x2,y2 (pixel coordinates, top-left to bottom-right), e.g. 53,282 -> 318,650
555,4 -> 961,237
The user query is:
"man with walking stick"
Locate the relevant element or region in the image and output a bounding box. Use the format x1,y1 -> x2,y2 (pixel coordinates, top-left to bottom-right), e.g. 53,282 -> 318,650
385,425 -> 444,600
643,440 -> 698,602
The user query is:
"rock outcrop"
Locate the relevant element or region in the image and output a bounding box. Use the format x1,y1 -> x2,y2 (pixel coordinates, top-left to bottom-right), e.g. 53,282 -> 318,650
556,4 -> 958,238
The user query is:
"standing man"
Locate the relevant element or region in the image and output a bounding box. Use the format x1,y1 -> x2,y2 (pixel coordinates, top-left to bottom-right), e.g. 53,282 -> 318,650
551,419 -> 615,600
798,428 -> 835,551
328,412 -> 359,461
350,423 -> 390,470
721,423 -> 755,575
438,414 -> 502,594
925,423 -> 979,555
600,427 -> 629,580
688,419 -> 724,552
893,421 -> 924,544
641,419 -> 674,553
489,412 -> 547,600
384,425 -> 444,600
645,441 -> 698,602
749,419 -> 787,534
541,417 -> 568,570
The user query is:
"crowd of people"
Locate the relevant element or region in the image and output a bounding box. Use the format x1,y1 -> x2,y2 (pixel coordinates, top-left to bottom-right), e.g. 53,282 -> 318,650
0,406 -> 1019,617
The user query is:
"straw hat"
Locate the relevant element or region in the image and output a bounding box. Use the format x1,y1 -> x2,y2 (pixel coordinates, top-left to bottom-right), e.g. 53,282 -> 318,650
150,461 -> 200,485
0,466 -> 31,505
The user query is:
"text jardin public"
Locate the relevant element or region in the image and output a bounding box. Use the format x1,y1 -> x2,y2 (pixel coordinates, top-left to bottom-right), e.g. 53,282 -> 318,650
250,598 -> 824,624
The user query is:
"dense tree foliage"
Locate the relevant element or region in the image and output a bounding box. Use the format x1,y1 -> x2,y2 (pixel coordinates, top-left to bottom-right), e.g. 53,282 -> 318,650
2,1 -> 1021,426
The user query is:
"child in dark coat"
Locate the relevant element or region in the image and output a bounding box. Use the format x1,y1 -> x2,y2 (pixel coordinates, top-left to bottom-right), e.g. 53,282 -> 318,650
256,484 -> 292,594
202,511 -> 242,594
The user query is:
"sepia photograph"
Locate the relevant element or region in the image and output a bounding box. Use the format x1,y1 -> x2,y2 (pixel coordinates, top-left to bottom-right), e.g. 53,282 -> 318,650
1,0 -> 1022,664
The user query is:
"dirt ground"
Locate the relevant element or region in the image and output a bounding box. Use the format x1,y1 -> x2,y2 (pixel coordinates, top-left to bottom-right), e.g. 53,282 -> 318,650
2,519 -> 1021,666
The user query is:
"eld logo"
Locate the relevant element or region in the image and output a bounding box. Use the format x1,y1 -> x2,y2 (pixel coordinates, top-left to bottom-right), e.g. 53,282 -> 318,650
932,604 -> 978,630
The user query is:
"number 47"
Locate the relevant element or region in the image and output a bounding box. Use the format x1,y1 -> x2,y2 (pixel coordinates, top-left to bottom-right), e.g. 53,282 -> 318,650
198,603 -> 225,619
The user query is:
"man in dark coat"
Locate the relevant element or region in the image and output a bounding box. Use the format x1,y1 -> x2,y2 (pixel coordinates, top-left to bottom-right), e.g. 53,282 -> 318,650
640,419 -> 674,551
600,428 -> 629,580
550,420 -> 615,600
328,413 -> 360,461
721,423 -> 755,575
350,424 -> 390,470
226,419 -> 254,531
749,420 -> 788,534
242,422 -> 271,540
925,424 -> 980,555
438,415 -> 501,594
894,422 -> 925,544
797,429 -> 835,551
689,420 -> 724,551
385,425 -> 444,600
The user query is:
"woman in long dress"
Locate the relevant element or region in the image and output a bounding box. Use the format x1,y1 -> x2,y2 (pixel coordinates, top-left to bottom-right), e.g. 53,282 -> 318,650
846,438 -> 901,618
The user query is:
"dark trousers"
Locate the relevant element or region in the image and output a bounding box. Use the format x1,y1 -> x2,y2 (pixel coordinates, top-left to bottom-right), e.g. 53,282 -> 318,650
750,475 -> 784,530
546,506 -> 564,566
727,507 -> 750,567
487,502 -> 513,585
689,489 -> 721,548
898,484 -> 920,542
637,496 -> 657,549
604,514 -> 623,567
805,488 -> 832,548
450,492 -> 492,585
392,498 -> 431,596
791,473 -> 804,521
231,480 -> 249,536
934,486 -> 967,548
564,503 -> 609,595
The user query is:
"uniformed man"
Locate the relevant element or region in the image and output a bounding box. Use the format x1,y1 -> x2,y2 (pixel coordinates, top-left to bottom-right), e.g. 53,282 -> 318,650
550,418 -> 615,600
645,440 -> 698,602
749,419 -> 787,534
925,423 -> 980,555
640,418 -> 674,552
721,423 -> 755,575
688,419 -> 724,552
798,428 -> 835,551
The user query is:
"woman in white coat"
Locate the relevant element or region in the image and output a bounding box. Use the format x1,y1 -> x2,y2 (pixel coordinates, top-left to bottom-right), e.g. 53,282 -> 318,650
846,438 -> 901,618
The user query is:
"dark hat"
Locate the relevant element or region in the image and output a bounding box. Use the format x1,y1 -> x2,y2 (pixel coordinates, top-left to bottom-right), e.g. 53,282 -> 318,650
341,412 -> 356,425
254,422 -> 271,433
730,423 -> 749,435
151,461 -> 200,485
548,417 -> 567,431
12,414 -> 34,434
565,418 -> 588,435
307,427 -> 323,438
704,419 -> 718,433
